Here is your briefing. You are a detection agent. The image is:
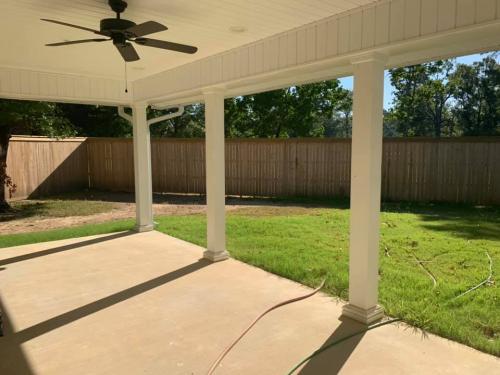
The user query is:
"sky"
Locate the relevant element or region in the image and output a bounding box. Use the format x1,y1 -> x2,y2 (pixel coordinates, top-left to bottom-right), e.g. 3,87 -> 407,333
338,53 -> 489,110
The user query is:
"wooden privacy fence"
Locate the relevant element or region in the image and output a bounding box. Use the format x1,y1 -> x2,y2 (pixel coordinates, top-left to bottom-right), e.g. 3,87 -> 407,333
7,136 -> 500,204
7,136 -> 88,199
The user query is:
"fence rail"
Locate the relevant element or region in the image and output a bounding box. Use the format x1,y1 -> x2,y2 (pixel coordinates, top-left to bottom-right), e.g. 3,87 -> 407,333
7,136 -> 500,204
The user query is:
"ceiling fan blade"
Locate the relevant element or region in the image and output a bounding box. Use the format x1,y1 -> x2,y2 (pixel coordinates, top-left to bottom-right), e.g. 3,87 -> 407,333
134,38 -> 198,54
46,39 -> 110,46
126,21 -> 168,37
115,42 -> 140,62
41,19 -> 109,36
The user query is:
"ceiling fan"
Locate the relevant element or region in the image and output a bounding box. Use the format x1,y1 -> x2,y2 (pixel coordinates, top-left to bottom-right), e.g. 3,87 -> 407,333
41,0 -> 198,62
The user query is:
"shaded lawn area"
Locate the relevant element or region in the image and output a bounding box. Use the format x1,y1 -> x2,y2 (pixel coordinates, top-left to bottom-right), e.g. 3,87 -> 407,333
1,198 -> 116,221
0,200 -> 498,356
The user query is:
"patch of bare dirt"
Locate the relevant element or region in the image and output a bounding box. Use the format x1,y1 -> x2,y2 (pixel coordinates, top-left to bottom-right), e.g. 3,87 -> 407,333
0,201 -> 207,235
0,191 -> 335,235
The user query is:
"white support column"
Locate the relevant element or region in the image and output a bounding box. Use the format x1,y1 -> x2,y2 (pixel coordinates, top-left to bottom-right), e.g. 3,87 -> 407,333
203,88 -> 229,262
342,54 -> 386,324
132,102 -> 154,233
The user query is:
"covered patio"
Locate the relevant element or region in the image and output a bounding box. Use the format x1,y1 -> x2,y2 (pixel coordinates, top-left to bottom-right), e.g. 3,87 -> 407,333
1,231 -> 498,374
1,0 -> 500,373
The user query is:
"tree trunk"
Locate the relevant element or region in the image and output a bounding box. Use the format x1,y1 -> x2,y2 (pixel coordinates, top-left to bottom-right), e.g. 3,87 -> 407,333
0,129 -> 12,212
275,122 -> 282,138
343,111 -> 350,137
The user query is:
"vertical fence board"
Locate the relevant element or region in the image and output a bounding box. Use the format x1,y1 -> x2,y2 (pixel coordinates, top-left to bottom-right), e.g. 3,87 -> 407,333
6,136 -> 500,204
6,136 -> 88,199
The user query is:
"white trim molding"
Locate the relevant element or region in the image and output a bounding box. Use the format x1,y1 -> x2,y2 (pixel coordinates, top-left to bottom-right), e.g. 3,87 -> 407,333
0,66 -> 132,105
133,0 -> 500,106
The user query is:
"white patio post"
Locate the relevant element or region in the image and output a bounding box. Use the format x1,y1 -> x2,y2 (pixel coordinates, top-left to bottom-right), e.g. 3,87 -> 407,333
132,102 -> 154,232
342,53 -> 386,324
203,88 -> 229,262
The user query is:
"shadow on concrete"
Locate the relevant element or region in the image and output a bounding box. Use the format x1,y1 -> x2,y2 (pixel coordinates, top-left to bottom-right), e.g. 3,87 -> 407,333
11,259 -> 211,344
297,317 -> 366,375
0,231 -> 135,267
0,298 -> 35,374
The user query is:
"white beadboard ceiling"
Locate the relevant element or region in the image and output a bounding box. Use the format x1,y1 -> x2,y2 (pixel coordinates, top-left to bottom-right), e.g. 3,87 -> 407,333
0,0 -> 376,81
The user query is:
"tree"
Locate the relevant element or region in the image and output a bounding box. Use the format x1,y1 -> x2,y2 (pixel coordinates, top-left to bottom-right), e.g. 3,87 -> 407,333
230,88 -> 294,138
388,61 -> 456,137
224,80 -> 352,138
420,61 -> 456,137
57,104 -> 132,138
451,54 -> 500,136
387,55 -> 499,137
0,99 -> 74,211
288,80 -> 349,137
150,104 -> 205,138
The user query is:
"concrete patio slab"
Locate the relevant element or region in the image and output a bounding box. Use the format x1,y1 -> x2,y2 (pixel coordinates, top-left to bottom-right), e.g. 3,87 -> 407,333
0,231 -> 498,375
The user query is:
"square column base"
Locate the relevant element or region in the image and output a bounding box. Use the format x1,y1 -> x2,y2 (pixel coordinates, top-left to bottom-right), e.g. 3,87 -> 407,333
203,250 -> 229,262
342,304 -> 384,325
135,224 -> 154,233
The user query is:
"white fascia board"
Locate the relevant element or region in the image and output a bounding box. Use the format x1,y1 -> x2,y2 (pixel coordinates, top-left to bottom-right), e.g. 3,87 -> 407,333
134,0 -> 500,106
0,66 -> 133,105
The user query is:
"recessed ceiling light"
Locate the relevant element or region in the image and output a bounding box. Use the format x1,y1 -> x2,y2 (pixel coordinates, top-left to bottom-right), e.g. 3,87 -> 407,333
229,26 -> 247,33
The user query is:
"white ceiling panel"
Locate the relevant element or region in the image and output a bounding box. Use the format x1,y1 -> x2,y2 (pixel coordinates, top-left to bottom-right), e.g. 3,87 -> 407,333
0,0 -> 377,81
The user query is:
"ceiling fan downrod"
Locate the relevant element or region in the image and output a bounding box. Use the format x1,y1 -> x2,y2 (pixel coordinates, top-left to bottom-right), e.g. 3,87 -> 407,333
109,0 -> 128,19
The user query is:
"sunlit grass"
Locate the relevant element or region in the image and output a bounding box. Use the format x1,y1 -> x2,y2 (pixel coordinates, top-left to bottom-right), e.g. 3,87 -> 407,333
0,219 -> 134,248
155,202 -> 500,356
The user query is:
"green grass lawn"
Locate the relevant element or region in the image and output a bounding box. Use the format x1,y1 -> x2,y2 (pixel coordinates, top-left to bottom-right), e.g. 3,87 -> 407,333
0,200 -> 498,355
0,219 -> 135,248
154,201 -> 500,356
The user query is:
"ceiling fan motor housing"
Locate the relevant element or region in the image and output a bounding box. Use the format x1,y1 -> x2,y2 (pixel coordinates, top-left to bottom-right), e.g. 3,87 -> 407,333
100,18 -> 136,33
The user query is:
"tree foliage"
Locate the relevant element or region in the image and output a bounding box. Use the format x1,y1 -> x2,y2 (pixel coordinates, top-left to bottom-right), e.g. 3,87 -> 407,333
388,60 -> 457,136
224,80 -> 352,138
387,53 -> 499,137
149,104 -> 205,138
451,55 -> 500,136
57,104 -> 132,138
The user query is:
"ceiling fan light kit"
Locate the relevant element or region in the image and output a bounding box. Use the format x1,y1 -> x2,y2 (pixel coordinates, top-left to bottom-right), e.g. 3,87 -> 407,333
42,0 -> 198,62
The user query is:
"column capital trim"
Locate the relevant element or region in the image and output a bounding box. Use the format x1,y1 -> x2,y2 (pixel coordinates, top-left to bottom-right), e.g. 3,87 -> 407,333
131,101 -> 149,109
350,52 -> 388,66
202,86 -> 226,96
